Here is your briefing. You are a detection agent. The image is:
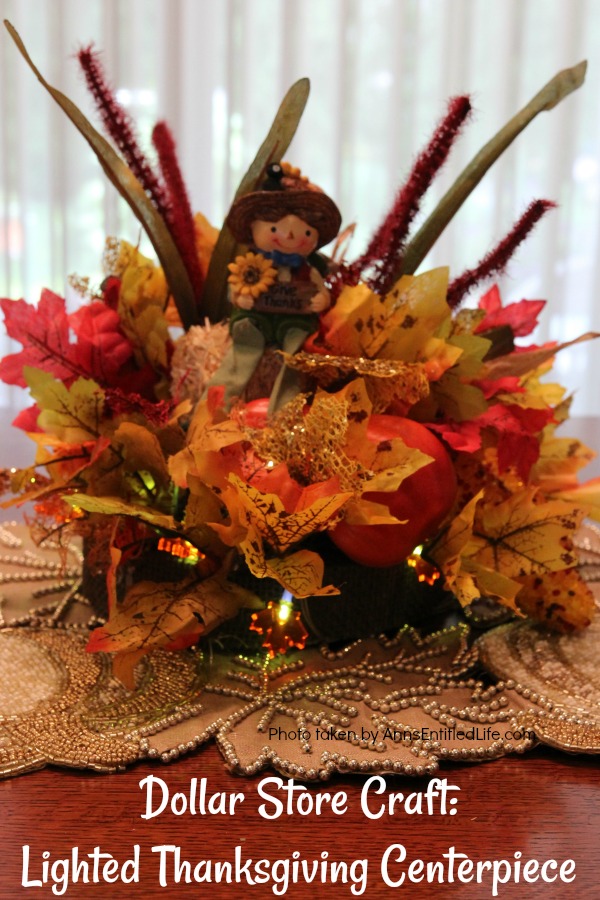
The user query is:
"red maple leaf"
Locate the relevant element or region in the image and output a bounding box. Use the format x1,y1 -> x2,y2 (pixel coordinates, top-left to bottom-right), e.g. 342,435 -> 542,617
478,403 -> 555,481
0,290 -> 82,386
476,285 -> 546,338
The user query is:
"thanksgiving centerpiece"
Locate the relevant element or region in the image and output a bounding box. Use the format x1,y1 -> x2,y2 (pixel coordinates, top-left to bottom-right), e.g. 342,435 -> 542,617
1,22 -> 598,687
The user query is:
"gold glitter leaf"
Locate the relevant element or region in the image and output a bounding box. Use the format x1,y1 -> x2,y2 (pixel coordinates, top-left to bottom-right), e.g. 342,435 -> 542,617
282,351 -> 430,412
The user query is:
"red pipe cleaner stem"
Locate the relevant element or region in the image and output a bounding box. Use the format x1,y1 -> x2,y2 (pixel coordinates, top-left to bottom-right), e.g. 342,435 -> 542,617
78,45 -> 170,218
446,199 -> 557,309
152,122 -> 204,302
347,96 -> 472,295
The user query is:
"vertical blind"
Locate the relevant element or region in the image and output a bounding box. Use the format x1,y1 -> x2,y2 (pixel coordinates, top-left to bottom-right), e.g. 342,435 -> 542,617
1,0 -> 599,412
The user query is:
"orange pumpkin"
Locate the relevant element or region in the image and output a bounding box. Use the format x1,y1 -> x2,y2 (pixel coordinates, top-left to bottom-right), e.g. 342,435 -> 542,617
330,415 -> 457,567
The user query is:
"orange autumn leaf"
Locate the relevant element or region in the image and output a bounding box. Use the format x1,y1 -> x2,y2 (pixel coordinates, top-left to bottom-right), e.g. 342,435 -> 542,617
455,558 -> 523,613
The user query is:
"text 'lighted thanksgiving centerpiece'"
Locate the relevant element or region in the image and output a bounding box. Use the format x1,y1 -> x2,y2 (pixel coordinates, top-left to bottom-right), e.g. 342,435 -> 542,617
1,22 -> 598,685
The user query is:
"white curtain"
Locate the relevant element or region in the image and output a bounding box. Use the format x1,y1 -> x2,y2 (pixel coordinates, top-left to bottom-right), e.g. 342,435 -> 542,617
1,0 -> 599,413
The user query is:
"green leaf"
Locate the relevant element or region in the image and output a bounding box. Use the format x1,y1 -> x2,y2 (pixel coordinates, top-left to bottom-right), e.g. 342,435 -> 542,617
201,78 -> 311,322
4,20 -> 198,331
399,60 -> 587,276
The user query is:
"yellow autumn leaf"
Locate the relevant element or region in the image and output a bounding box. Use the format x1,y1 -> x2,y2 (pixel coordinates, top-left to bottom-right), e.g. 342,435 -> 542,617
87,573 -> 259,656
467,488 -> 585,579
261,549 -> 340,597
25,367 -> 104,443
359,438 -> 432,493
282,351 -> 430,413
341,497 -> 406,526
320,281 -> 378,357
531,435 -> 596,492
319,268 -> 450,363
373,268 -> 451,360
429,491 -> 483,589
209,482 -> 340,598
227,474 -> 351,553
516,568 -> 595,632
459,558 -> 523,612
551,477 -> 600,522
64,494 -> 177,531
112,422 -> 170,486
117,242 -> 170,371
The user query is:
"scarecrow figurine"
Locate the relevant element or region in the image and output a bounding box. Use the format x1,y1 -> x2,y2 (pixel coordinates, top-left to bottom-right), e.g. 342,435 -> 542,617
210,163 -> 342,413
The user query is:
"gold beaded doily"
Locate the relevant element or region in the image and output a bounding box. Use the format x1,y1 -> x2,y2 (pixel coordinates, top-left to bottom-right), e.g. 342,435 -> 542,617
1,522 -> 599,779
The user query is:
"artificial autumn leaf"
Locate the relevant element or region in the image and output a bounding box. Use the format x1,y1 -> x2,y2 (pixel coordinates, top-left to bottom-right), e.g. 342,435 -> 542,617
282,351 -> 430,413
249,547 -> 340,598
516,568 -> 595,632
64,493 -> 177,531
105,522 -> 123,614
430,492 -> 482,588
0,290 -> 82,386
531,436 -> 596,492
25,368 -> 104,443
112,422 -> 170,487
482,332 -> 600,381
468,489 -> 585,580
209,483 -> 339,598
111,650 -> 146,691
321,269 -> 451,362
100,575 -> 258,651
477,403 -> 555,481
117,243 -> 171,371
416,331 -> 490,423
87,573 -> 259,662
476,285 -> 546,337
550,477 -> 600,523
450,557 -> 523,612
182,473 -> 228,558
429,419 -> 483,453
341,497 -> 406,526
69,302 -> 134,380
424,371 -> 488,423
225,475 -> 351,554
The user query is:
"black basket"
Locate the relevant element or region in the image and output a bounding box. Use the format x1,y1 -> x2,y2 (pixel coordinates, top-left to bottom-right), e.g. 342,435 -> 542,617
82,534 -> 454,644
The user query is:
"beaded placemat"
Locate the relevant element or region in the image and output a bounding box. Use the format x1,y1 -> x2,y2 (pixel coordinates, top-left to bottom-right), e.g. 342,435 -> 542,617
1,522 -> 599,779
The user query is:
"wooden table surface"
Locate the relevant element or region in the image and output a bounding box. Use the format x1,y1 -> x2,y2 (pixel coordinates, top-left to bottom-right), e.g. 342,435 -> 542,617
1,741 -> 598,899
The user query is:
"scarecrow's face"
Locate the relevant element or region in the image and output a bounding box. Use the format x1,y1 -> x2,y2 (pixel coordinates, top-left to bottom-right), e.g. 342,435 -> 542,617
251,214 -> 319,256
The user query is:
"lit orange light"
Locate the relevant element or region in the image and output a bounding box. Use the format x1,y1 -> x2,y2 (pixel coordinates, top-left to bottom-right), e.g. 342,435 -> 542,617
407,545 -> 440,585
157,537 -> 204,564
